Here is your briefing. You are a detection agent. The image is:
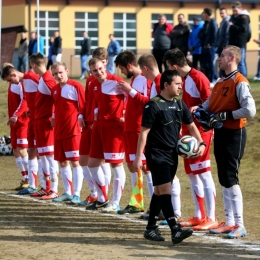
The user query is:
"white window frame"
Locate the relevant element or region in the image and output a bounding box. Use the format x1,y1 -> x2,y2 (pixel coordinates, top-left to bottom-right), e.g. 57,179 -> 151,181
114,13 -> 136,52
74,12 -> 99,56
34,11 -> 59,56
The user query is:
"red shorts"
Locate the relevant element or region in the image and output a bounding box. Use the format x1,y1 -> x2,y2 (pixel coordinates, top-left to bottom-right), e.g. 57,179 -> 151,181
89,121 -> 125,163
10,125 -> 28,149
183,130 -> 213,175
124,131 -> 146,164
35,119 -> 54,156
79,125 -> 92,155
54,135 -> 81,162
27,119 -> 36,148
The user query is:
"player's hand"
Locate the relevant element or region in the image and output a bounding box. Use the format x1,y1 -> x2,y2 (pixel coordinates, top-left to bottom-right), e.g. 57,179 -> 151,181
117,81 -> 132,93
51,118 -> 55,128
195,144 -> 205,157
208,112 -> 227,128
8,116 -> 18,125
190,105 -> 199,113
133,157 -> 143,171
78,118 -> 86,128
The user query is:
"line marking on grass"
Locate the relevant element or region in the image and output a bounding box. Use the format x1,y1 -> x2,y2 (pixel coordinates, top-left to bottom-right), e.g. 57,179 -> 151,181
1,191 -> 260,252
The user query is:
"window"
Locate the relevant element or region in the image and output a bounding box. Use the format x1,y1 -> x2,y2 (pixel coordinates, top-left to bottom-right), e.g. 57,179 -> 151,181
151,14 -> 174,48
114,13 -> 136,53
74,12 -> 99,55
35,11 -> 59,56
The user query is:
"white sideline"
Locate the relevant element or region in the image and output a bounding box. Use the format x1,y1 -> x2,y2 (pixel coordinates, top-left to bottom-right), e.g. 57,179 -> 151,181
0,191 -> 260,252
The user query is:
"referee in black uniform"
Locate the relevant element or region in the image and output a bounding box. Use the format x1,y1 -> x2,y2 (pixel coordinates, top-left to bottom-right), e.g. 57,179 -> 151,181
133,70 -> 206,244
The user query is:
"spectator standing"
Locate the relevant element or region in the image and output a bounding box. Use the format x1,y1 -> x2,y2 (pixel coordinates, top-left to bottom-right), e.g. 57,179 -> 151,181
33,32 -> 44,55
170,14 -> 190,57
52,31 -> 62,63
199,8 -> 218,86
216,7 -> 230,77
152,14 -> 173,73
28,31 -> 36,57
80,31 -> 91,79
107,34 -> 121,74
46,37 -> 54,70
229,1 -> 250,77
253,39 -> 260,81
188,16 -> 204,70
17,32 -> 29,72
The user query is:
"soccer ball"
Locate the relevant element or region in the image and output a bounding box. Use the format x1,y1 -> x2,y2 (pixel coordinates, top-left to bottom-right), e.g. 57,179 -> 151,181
1,145 -> 13,155
177,135 -> 198,158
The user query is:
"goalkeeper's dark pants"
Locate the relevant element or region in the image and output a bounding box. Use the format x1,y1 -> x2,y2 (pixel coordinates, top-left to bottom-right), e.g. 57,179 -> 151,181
213,127 -> 246,188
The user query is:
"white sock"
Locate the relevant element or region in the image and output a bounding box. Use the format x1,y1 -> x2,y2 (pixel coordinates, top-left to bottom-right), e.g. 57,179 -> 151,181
89,166 -> 107,202
111,165 -> 126,205
82,166 -> 97,197
171,177 -> 181,217
188,174 -> 205,219
73,166 -> 83,196
61,165 -> 73,195
101,163 -> 111,193
38,159 -> 45,189
130,172 -> 137,190
16,156 -> 25,172
21,155 -> 28,171
222,186 -> 235,226
47,155 -> 58,192
145,172 -> 154,199
226,185 -> 244,227
199,171 -> 216,221
28,159 -> 38,188
40,156 -> 50,190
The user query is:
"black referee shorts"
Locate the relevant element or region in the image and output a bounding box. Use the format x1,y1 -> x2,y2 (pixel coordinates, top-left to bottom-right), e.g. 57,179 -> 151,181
145,148 -> 178,186
214,127 -> 246,188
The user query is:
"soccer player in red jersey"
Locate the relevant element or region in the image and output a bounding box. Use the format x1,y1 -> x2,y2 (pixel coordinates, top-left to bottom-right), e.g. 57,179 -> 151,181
163,48 -> 217,231
137,54 -> 182,221
78,47 -> 112,206
2,63 -> 29,190
86,58 -> 126,213
114,50 -> 153,214
1,65 -> 41,194
51,62 -> 85,203
29,53 -> 59,200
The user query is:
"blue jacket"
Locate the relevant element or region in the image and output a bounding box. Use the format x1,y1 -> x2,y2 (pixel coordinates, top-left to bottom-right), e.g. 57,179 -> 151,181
33,36 -> 44,55
188,21 -> 204,55
107,40 -> 121,56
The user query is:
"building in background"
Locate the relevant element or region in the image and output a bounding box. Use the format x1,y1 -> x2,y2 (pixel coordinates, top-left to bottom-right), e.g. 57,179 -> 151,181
1,0 -> 260,76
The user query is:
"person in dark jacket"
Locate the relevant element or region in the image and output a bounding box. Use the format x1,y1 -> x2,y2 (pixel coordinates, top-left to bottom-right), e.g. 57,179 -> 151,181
52,30 -> 62,63
188,16 -> 204,70
28,31 -> 36,57
152,14 -> 173,73
170,14 -> 190,57
46,37 -> 54,70
229,1 -> 250,77
80,31 -> 91,79
199,8 -> 218,86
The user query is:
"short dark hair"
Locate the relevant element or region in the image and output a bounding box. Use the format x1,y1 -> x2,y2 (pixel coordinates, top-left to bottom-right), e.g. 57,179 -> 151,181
138,53 -> 158,70
92,47 -> 108,60
29,52 -> 45,66
88,57 -> 101,68
160,70 -> 181,90
203,8 -> 212,16
114,50 -> 137,67
220,7 -> 227,11
1,65 -> 16,80
163,48 -> 188,67
232,1 -> 242,8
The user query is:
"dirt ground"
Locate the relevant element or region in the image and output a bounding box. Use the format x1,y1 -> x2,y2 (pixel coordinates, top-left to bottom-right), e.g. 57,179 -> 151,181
0,156 -> 260,260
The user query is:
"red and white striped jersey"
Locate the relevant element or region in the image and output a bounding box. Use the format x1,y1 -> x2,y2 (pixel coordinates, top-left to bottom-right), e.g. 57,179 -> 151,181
90,73 -> 126,122
35,70 -> 56,120
51,79 -> 85,139
8,82 -> 29,126
125,74 -> 149,132
23,70 -> 40,120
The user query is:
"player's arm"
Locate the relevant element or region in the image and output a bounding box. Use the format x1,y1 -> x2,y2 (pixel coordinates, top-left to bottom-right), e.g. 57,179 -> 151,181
133,126 -> 150,170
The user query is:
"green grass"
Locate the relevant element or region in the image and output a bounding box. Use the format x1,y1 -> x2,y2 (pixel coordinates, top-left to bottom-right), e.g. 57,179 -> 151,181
0,78 -> 259,242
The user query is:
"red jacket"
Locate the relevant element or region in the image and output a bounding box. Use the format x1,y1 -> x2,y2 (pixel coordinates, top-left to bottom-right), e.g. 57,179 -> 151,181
152,22 -> 173,37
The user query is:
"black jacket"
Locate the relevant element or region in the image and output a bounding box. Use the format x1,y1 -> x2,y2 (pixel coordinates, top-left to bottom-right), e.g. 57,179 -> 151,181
229,12 -> 250,48
170,23 -> 190,54
52,36 -> 62,55
80,37 -> 91,56
199,18 -> 218,47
